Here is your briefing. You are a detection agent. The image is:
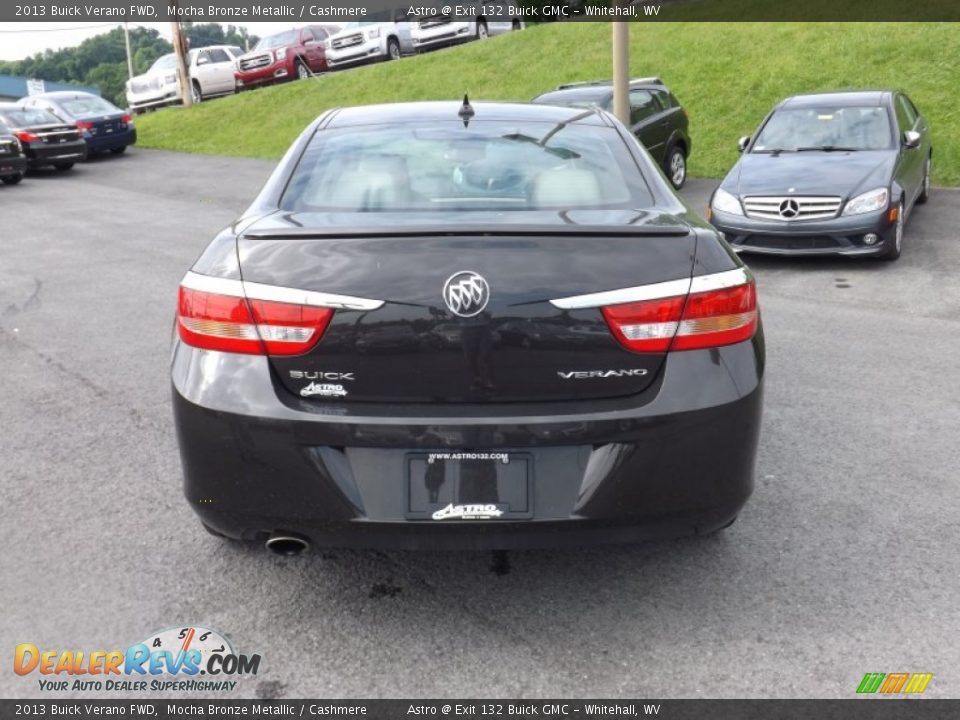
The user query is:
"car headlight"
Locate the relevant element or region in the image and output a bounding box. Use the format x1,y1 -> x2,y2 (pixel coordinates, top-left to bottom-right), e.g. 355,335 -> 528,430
275,48 -> 287,61
711,188 -> 744,216
164,73 -> 177,85
324,39 -> 332,50
366,27 -> 381,40
842,187 -> 889,216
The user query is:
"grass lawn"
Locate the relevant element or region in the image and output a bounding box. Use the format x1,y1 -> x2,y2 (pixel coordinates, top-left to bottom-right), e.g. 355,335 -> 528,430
136,22 -> 960,185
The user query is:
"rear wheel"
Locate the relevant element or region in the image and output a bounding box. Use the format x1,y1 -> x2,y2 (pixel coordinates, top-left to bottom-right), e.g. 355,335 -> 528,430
1,172 -> 23,185
512,19 -> 521,30
665,146 -> 687,189
881,201 -> 904,261
917,156 -> 931,204
54,162 -> 74,171
476,21 -> 489,40
296,59 -> 310,79
110,146 -> 127,155
387,37 -> 401,60
191,81 -> 203,104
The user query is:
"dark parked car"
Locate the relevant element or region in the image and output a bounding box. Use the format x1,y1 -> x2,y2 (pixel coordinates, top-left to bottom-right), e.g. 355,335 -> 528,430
0,118 -> 27,185
708,90 -> 932,261
171,100 -> 763,553
532,77 -> 692,189
0,104 -> 87,171
18,91 -> 136,156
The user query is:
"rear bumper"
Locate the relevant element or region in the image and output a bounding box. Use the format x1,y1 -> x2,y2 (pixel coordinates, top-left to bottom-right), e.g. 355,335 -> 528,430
0,155 -> 26,176
711,208 -> 895,257
23,140 -> 87,167
171,332 -> 765,550
84,127 -> 137,152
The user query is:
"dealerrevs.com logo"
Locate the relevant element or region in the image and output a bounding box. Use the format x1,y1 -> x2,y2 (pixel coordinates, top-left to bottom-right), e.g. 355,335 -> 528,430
14,626 -> 261,693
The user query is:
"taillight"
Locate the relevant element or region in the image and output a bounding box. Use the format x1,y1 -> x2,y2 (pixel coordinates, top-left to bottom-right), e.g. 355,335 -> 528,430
121,114 -> 132,124
177,286 -> 332,356
602,278 -> 757,353
15,131 -> 39,143
76,121 -> 94,131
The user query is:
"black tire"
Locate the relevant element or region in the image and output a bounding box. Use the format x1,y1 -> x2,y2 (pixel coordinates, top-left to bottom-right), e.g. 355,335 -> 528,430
881,201 -> 904,261
296,59 -> 310,80
110,146 -> 127,155
54,162 -> 74,171
191,81 -> 203,104
664,145 -> 687,190
2,172 -> 24,185
512,19 -> 521,30
386,37 -> 401,61
917,155 -> 931,205
476,21 -> 489,40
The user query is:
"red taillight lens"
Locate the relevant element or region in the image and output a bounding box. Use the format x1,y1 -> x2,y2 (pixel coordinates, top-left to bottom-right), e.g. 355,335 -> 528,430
75,121 -> 94,131
671,281 -> 757,350
15,131 -> 39,143
177,286 -> 333,356
121,114 -> 132,124
602,280 -> 757,353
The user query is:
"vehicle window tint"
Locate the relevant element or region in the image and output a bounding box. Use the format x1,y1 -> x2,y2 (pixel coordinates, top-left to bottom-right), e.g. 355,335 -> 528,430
752,106 -> 893,151
895,95 -> 917,131
197,50 -> 211,64
228,46 -> 244,58
207,48 -> 230,63
302,29 -> 317,42
281,121 -> 654,212
0,108 -> 62,126
629,90 -> 659,124
653,90 -> 673,109
59,96 -> 118,118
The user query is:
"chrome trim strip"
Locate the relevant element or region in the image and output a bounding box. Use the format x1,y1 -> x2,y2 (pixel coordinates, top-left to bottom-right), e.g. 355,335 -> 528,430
180,271 -> 245,297
549,267 -> 751,310
180,271 -> 384,311
688,267 -> 752,294
550,277 -> 691,310
242,281 -> 384,311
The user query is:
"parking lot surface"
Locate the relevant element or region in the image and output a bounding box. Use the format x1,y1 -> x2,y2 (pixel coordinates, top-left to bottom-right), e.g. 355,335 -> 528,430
2,150 -> 959,699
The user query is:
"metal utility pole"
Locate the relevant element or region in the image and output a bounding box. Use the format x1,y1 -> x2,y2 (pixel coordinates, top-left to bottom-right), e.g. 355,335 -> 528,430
612,22 -> 630,126
123,22 -> 134,80
168,1 -> 193,108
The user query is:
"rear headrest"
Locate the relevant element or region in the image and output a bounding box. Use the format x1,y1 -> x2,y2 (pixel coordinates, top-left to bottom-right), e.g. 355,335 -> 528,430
531,168 -> 601,206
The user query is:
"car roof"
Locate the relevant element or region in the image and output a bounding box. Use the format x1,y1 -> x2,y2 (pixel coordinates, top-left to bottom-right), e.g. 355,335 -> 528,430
325,101 -> 611,128
779,90 -> 894,108
24,90 -> 100,101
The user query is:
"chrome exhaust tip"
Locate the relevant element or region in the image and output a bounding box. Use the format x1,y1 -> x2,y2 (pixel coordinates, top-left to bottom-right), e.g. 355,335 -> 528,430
265,533 -> 310,556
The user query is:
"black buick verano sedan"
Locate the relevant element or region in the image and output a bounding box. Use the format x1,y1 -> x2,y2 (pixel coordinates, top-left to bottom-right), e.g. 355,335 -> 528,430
708,91 -> 931,261
171,101 -> 764,553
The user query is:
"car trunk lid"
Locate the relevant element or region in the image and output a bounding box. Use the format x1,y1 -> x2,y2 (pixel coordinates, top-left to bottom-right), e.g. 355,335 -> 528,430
237,210 -> 697,404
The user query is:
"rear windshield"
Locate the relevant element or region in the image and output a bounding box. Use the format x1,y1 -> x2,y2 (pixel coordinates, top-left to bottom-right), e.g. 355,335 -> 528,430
753,105 -> 893,151
281,120 -> 654,212
59,96 -> 118,118
256,31 -> 297,49
534,88 -> 610,109
0,108 -> 61,126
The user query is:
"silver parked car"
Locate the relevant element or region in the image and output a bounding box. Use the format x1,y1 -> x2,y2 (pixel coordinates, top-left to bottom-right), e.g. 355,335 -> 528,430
325,12 -> 414,68
126,45 -> 243,112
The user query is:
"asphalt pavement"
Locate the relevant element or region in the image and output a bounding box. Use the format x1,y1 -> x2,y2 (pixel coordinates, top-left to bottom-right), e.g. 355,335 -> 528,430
1,150 -> 959,699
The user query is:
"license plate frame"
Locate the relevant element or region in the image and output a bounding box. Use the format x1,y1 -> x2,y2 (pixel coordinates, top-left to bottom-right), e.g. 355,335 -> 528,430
405,452 -> 534,521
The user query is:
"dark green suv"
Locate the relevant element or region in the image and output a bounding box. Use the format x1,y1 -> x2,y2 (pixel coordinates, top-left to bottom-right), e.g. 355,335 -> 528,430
532,77 -> 692,189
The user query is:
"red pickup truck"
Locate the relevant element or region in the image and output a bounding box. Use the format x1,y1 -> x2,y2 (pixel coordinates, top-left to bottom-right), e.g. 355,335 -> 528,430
235,25 -> 340,88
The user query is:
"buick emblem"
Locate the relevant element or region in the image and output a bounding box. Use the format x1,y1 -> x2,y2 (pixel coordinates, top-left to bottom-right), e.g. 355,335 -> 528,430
443,271 -> 490,317
778,198 -> 800,219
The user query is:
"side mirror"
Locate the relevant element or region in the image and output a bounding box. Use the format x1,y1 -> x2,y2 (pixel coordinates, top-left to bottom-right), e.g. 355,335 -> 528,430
902,130 -> 921,149
737,136 -> 750,152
